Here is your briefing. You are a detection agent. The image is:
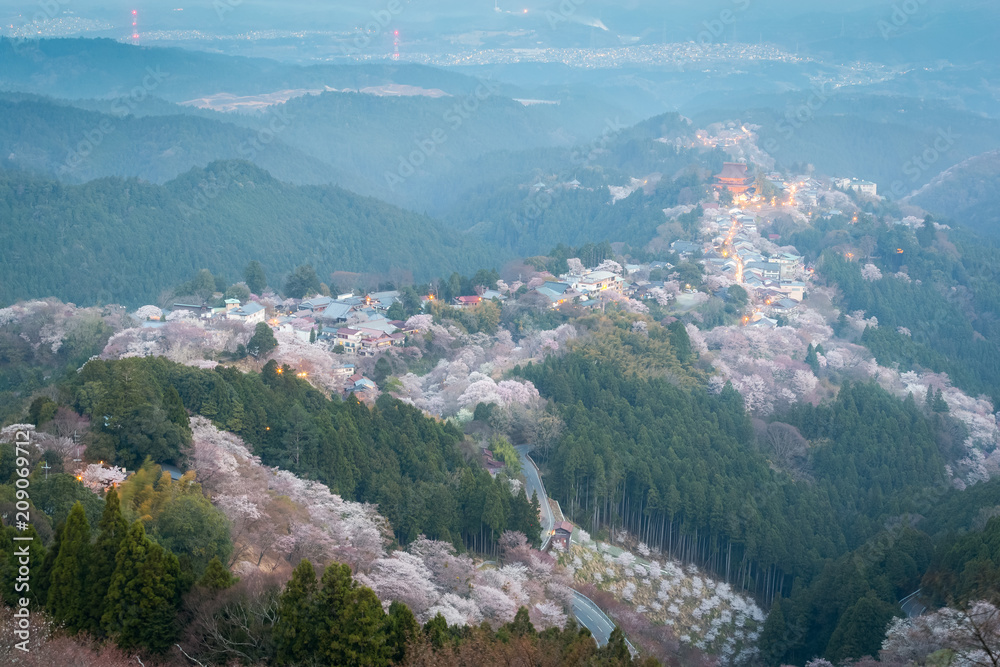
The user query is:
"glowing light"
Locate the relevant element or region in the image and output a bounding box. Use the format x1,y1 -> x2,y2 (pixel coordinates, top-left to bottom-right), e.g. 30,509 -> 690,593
523,8 -> 528,12
132,9 -> 137,15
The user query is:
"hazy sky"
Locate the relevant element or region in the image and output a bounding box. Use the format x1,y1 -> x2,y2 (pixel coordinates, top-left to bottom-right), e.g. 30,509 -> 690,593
3,0 -> 996,66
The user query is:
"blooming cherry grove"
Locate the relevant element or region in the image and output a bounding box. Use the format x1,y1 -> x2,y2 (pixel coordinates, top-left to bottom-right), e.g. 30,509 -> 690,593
187,418 -> 572,627
559,532 -> 764,664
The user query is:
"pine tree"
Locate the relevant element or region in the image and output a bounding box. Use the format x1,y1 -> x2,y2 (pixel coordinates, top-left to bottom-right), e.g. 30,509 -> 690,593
805,343 -> 820,374
87,489 -> 129,635
504,607 -> 536,637
311,562 -> 392,666
757,597 -> 789,665
387,600 -> 419,664
247,322 -> 277,358
46,501 -> 91,633
596,626 -> 633,666
933,388 -> 950,412
198,555 -> 235,590
244,260 -> 267,295
163,385 -> 189,430
0,524 -> 45,608
35,518 -> 63,604
424,613 -> 450,649
668,320 -> 692,363
825,591 -> 899,663
102,521 -> 180,653
336,586 -> 393,667
274,559 -> 319,664
309,327 -> 317,344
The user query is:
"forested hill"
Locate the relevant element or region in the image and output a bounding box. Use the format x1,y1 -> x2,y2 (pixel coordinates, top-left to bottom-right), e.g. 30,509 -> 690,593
909,149 -> 1000,236
0,97 -> 344,186
0,162 -> 501,307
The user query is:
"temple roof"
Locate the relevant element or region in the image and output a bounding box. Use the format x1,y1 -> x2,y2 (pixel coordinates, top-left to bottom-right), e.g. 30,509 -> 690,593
716,162 -> 750,181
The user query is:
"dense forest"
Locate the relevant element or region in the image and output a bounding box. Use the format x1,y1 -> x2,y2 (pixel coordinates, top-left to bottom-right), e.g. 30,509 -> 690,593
0,163 -> 499,307
62,356 -> 541,551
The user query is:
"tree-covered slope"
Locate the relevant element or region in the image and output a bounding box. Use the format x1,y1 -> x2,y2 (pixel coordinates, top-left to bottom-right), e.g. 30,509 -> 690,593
909,149 -> 1000,235
0,162 -> 502,307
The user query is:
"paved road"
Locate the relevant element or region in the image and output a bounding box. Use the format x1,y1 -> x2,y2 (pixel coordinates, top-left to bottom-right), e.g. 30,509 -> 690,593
516,445 -> 554,549
900,590 -> 927,618
572,591 -> 616,646
515,445 -> 635,655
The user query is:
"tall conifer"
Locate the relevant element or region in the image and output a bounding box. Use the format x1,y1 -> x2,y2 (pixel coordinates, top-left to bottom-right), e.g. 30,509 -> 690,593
46,501 -> 91,633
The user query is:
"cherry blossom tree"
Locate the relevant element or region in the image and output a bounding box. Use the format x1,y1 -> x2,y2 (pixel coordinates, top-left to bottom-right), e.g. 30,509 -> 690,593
861,264 -> 883,281
132,305 -> 162,321
882,601 -> 1000,666
79,463 -> 128,491
595,260 -> 624,275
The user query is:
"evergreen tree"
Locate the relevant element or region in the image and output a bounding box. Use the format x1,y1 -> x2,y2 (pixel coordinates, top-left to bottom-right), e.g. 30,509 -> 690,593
274,559 -> 319,663
668,320 -> 692,363
504,607 -> 536,637
309,327 -> 317,344
34,518 -> 63,605
386,300 -> 406,321
373,357 -> 392,387
102,521 -> 181,653
596,626 -> 633,666
46,501 -> 91,633
424,612 -> 450,649
0,524 -> 45,608
757,597 -> 789,665
387,600 -> 419,664
163,385 -> 189,430
917,215 -> 935,248
284,264 -> 322,299
312,562 -> 390,666
805,343 -> 820,374
198,555 -> 236,590
825,591 -> 899,663
933,388 -> 950,412
247,322 -> 277,358
87,489 -> 129,635
332,586 -> 393,667
243,260 -> 267,295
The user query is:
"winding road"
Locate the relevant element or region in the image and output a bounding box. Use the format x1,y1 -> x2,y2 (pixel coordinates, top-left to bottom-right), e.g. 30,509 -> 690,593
515,445 -> 554,549
515,445 -> 637,655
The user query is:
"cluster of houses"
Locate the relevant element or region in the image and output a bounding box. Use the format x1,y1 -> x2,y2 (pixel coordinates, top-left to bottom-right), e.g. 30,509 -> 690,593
168,298 -> 268,325
532,269 -> 627,308
702,209 -> 808,328
274,291 -> 420,356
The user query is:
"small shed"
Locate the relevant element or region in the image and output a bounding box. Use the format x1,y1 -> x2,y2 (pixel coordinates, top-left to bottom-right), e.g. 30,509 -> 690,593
550,521 -> 574,551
